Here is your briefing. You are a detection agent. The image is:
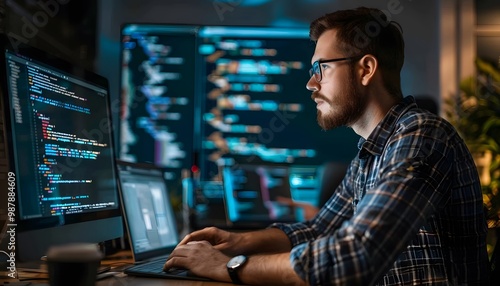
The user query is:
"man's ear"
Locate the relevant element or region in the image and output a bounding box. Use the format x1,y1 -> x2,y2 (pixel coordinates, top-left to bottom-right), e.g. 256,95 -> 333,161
358,54 -> 378,86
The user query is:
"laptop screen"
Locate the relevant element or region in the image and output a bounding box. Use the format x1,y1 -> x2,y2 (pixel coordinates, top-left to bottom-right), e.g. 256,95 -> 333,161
116,161 -> 179,261
221,163 -> 296,228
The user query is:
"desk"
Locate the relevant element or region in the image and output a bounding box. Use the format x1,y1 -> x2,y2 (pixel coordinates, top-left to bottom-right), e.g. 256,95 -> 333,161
96,276 -> 235,286
15,250 -> 238,286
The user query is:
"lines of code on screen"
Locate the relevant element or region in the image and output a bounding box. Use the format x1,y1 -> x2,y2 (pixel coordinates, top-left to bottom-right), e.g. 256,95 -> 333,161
6,52 -> 118,220
199,28 -> 318,180
120,26 -> 196,195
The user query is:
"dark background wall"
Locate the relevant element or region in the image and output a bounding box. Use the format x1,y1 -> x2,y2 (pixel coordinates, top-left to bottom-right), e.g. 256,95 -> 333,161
4,0 -> 98,71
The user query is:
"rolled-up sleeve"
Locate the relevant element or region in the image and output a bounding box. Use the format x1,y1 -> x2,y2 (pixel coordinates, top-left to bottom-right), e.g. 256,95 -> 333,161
270,171 -> 356,283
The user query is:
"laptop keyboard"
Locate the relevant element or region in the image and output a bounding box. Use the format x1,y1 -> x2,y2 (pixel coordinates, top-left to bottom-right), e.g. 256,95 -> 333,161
128,259 -> 187,275
129,259 -> 171,274
125,258 -> 210,281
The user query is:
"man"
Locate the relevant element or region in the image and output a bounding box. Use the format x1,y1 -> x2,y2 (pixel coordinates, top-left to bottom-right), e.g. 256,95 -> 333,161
164,7 -> 489,285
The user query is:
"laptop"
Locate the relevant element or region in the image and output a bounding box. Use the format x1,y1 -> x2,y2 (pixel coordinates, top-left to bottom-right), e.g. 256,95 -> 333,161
115,160 -> 209,281
221,163 -> 297,229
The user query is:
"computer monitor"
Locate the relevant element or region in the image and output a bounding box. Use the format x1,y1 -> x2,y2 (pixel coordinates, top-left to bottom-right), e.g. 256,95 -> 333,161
0,36 -> 123,262
198,26 -> 316,178
119,24 -> 197,197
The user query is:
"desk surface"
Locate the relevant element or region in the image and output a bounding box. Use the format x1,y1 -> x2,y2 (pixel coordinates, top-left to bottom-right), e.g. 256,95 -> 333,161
14,250 -> 237,286
96,276 -> 235,286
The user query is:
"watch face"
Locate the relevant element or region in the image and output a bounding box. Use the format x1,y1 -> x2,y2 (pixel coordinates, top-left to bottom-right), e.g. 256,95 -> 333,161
228,255 -> 247,269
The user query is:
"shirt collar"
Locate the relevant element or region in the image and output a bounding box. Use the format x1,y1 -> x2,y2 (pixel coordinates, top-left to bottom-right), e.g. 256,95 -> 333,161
357,96 -> 418,159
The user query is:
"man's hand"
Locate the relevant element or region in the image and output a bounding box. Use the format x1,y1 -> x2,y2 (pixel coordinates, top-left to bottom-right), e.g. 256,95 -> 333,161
178,227 -> 244,256
164,241 -> 307,286
163,240 -> 231,282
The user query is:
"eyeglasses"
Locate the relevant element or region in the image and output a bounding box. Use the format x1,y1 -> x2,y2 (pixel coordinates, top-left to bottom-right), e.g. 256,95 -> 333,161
309,55 -> 362,83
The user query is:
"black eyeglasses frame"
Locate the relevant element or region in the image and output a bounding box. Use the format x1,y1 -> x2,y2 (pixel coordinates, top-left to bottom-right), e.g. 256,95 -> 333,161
309,55 -> 363,82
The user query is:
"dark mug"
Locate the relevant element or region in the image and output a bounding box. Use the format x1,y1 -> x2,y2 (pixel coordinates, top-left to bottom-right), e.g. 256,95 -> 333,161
46,243 -> 103,286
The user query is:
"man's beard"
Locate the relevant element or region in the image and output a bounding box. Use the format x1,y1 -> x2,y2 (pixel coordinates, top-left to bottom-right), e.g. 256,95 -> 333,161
312,67 -> 366,130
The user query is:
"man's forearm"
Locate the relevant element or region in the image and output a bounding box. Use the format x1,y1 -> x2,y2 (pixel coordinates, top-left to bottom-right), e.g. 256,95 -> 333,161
240,227 -> 292,255
239,252 -> 307,286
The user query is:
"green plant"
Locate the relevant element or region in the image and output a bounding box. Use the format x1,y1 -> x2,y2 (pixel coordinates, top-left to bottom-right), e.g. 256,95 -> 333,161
445,58 -> 500,228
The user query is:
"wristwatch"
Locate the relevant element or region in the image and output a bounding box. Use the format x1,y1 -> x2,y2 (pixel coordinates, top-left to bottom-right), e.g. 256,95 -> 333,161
226,255 -> 247,284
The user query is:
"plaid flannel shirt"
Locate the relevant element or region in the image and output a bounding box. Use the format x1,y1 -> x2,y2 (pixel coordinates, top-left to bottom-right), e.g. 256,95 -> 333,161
272,96 -> 489,285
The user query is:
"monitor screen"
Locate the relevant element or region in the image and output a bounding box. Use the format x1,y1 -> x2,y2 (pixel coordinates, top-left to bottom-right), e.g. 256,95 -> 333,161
120,25 -> 197,196
0,36 -> 123,262
198,26 -> 318,179
116,160 -> 179,261
119,24 -> 359,196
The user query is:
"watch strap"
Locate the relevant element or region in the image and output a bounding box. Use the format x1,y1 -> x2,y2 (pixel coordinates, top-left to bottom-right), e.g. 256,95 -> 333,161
228,267 -> 243,284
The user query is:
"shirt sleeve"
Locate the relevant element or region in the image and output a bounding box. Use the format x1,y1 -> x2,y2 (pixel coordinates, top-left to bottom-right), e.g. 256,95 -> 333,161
279,118 -> 456,285
270,163 -> 355,246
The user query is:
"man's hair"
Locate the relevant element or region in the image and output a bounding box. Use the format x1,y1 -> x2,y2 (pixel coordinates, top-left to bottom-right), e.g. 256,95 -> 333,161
310,7 -> 405,98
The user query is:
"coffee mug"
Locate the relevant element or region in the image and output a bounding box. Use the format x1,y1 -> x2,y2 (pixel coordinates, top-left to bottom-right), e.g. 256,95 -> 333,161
46,243 -> 103,286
